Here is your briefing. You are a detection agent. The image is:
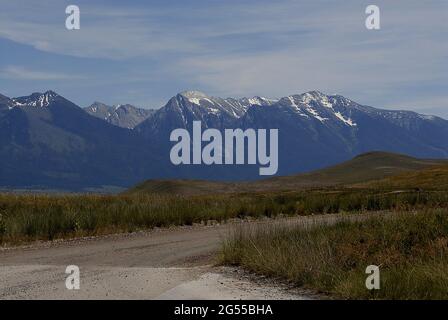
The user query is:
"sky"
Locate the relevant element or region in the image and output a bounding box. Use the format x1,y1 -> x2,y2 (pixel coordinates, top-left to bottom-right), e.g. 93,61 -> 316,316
0,0 -> 447,118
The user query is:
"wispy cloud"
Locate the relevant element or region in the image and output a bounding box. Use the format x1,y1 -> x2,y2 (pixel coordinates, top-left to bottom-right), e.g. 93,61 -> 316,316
0,66 -> 83,81
0,0 -> 447,117
0,1 -> 203,59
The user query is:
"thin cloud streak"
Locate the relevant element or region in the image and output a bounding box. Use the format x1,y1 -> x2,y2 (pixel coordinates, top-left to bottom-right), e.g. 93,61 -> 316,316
0,66 -> 84,81
0,0 -> 446,117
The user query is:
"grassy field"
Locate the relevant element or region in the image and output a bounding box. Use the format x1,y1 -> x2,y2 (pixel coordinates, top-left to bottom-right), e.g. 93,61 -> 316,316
221,209 -> 448,299
2,153 -> 448,245
359,165 -> 448,190
0,187 -> 447,245
1,151 -> 447,299
128,152 -> 448,196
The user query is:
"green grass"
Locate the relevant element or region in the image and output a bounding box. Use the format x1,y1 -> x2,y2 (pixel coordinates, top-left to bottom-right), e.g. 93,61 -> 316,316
221,209 -> 448,299
1,188 -> 447,245
0,193 -> 249,244
359,165 -> 448,191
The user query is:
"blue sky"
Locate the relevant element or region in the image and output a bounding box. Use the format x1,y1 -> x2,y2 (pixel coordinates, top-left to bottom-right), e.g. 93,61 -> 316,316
0,0 -> 447,118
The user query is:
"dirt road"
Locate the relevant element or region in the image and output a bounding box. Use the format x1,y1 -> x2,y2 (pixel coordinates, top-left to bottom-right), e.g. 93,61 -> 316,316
0,214 -> 374,299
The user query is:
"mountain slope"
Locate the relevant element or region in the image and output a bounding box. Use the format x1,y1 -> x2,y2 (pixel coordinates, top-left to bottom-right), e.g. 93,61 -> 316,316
0,91 -> 163,190
135,91 -> 280,180
258,151 -> 448,190
84,102 -> 154,129
0,93 -> 12,116
0,93 -> 11,106
127,151 -> 447,195
358,162 -> 448,190
136,90 -> 278,137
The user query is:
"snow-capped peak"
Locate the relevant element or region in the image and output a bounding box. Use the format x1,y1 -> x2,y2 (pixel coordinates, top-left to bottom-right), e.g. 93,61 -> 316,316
178,90 -> 211,105
179,90 -> 208,98
12,90 -> 59,108
246,96 -> 278,106
290,91 -> 331,106
280,92 -> 360,126
165,90 -> 441,129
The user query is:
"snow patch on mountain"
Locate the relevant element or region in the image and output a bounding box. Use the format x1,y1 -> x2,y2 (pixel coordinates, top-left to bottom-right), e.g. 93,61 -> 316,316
320,96 -> 334,109
175,91 -> 278,120
334,111 -> 357,126
179,91 -> 209,105
246,96 -> 278,106
306,106 -> 328,122
419,114 -> 436,120
286,96 -> 309,117
12,91 -> 59,108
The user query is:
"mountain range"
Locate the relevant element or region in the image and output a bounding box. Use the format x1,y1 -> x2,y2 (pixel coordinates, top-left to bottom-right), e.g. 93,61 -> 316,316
84,102 -> 154,129
0,89 -> 447,191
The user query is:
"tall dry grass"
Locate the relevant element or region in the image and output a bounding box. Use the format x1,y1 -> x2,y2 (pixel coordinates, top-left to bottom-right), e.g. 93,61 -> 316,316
0,189 -> 447,245
221,209 -> 448,299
